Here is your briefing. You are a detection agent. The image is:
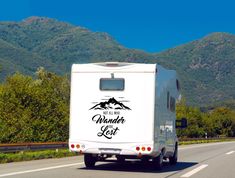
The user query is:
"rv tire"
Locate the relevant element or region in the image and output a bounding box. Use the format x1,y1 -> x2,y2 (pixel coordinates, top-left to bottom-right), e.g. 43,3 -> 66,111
84,154 -> 96,168
154,152 -> 163,170
169,143 -> 178,165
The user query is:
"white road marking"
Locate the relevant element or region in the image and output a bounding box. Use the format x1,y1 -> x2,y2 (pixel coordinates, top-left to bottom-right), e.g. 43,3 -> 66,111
181,164 -> 208,177
226,151 -> 235,155
0,162 -> 84,177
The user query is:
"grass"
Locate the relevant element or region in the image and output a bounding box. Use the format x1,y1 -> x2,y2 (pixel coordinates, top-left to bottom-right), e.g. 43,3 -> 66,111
0,149 -> 78,164
179,138 -> 235,145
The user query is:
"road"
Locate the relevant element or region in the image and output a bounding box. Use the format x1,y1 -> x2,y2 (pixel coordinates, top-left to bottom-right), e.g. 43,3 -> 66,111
0,141 -> 235,178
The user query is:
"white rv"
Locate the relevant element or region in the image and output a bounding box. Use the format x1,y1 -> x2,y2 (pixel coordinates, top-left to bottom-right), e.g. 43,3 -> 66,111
69,62 -> 185,169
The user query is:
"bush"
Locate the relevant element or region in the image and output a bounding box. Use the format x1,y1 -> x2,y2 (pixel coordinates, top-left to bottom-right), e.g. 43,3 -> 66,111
0,149 -> 77,164
176,98 -> 235,138
0,68 -> 70,143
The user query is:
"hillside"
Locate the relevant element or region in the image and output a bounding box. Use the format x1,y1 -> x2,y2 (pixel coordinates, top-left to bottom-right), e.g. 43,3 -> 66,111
0,38 -> 55,77
154,32 -> 235,106
0,16 -> 234,106
0,17 -> 154,75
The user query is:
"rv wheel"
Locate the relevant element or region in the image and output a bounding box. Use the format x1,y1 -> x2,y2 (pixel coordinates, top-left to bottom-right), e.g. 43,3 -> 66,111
169,143 -> 178,165
84,154 -> 96,168
154,152 -> 163,170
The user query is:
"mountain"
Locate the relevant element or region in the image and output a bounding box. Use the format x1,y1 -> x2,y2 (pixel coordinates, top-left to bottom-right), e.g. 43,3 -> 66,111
0,16 -> 234,107
0,37 -> 55,77
0,16 -> 154,77
154,32 -> 235,106
90,97 -> 131,110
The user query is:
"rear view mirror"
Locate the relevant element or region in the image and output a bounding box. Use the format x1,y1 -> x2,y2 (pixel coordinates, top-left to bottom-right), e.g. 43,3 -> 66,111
176,118 -> 187,128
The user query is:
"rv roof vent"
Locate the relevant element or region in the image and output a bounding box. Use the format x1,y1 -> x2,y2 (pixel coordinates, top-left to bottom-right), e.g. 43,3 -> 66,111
95,62 -> 131,67
105,62 -> 119,67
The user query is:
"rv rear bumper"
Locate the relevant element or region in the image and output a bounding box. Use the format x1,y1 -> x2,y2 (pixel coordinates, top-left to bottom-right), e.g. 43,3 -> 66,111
69,139 -> 156,156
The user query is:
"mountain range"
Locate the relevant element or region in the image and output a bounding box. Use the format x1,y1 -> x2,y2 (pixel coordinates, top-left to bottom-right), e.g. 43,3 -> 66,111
0,16 -> 234,107
90,97 -> 131,110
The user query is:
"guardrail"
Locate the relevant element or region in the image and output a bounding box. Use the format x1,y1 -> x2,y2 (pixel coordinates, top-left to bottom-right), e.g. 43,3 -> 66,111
0,142 -> 68,153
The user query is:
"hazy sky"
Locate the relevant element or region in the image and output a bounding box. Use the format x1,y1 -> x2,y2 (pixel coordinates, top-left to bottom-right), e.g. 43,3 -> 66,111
0,0 -> 234,52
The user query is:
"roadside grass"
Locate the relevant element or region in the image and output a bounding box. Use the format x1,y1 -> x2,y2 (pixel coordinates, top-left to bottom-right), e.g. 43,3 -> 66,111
0,149 -> 78,164
179,138 -> 235,145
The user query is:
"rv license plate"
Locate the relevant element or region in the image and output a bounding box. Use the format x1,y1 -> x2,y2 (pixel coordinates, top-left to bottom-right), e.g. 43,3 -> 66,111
100,148 -> 121,154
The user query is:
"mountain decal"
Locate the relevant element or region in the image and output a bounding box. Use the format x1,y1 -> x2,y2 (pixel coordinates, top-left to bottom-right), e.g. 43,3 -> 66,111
90,97 -> 131,110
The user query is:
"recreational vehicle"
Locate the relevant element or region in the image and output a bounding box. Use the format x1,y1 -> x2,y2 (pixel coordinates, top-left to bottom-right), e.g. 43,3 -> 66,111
69,62 -> 186,169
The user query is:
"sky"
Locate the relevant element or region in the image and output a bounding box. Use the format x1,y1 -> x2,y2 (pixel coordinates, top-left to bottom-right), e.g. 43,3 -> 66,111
0,0 -> 235,52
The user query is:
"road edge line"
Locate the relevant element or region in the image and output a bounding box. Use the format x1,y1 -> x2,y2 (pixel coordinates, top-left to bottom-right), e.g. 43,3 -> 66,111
0,162 -> 84,177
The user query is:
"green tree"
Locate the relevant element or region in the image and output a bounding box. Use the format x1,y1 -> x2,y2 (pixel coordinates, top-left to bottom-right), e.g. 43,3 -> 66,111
0,68 -> 70,143
176,98 -> 205,138
206,107 -> 235,137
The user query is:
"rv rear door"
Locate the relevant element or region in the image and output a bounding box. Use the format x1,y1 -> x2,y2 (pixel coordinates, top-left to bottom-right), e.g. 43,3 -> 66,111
70,71 -> 155,143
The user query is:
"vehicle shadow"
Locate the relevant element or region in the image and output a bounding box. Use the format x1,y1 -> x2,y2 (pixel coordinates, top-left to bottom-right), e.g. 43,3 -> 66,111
79,161 -> 198,173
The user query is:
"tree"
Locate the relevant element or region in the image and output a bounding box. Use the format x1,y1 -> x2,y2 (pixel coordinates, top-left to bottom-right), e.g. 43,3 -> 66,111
0,68 -> 70,143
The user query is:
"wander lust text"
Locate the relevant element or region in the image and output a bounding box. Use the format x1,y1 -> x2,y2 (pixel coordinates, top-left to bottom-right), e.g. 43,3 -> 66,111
91,111 -> 126,139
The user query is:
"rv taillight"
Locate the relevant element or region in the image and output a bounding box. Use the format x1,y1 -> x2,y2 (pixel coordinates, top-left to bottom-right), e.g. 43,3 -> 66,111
141,147 -> 146,151
136,146 -> 140,151
71,144 -> 75,149
76,144 -> 80,149
147,147 -> 151,151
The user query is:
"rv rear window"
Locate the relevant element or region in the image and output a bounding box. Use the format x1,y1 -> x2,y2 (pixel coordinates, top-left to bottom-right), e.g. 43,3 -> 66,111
100,78 -> 124,91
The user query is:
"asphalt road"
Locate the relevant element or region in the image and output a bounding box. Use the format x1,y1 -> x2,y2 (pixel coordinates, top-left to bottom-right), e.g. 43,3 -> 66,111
0,141 -> 235,178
